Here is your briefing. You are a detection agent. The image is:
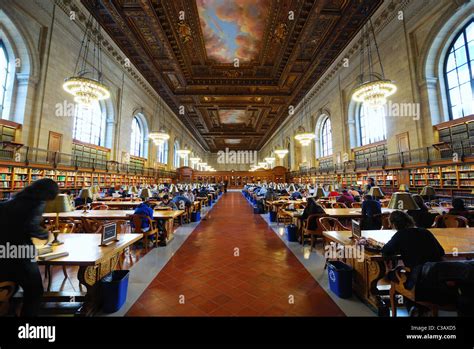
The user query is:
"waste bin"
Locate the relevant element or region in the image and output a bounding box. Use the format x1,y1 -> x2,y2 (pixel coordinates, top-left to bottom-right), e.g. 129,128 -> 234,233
269,211 -> 277,222
253,206 -> 263,214
100,270 -> 130,313
327,261 -> 353,298
286,224 -> 298,242
191,211 -> 201,222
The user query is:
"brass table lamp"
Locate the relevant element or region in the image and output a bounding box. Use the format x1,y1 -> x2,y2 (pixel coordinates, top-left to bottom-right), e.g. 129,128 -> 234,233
44,194 -> 74,246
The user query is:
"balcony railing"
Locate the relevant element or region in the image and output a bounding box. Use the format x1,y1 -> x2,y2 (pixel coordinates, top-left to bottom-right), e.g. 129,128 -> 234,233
0,142 -> 177,179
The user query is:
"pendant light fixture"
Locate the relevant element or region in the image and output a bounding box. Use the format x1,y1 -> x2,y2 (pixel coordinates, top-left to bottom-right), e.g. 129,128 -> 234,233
351,18 -> 397,108
63,6 -> 110,105
294,96 -> 315,146
149,97 -> 170,145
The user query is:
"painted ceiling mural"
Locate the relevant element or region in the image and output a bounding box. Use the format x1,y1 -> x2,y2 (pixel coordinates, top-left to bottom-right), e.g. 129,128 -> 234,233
219,110 -> 248,124
196,0 -> 270,63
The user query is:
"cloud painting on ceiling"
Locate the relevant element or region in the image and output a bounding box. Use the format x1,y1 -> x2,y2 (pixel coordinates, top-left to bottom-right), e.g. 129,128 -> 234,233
218,110 -> 248,124
196,0 -> 270,63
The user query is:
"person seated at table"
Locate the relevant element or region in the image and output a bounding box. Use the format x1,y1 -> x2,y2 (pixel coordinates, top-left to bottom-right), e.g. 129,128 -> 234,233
361,194 -> 382,230
0,178 -> 59,317
448,198 -> 472,220
107,186 -> 116,196
407,194 -> 435,228
291,189 -> 303,200
74,192 -> 93,207
264,188 -> 278,201
299,197 -> 325,231
172,191 -> 192,210
327,188 -> 339,198
348,187 -> 361,202
337,189 -> 355,206
198,186 -> 209,197
364,177 -> 375,194
382,211 -> 445,315
132,201 -> 154,232
184,189 -> 195,203
156,195 -> 178,210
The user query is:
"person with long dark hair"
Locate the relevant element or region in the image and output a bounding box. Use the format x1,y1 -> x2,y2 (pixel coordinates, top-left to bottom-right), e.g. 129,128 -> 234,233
0,178 -> 59,316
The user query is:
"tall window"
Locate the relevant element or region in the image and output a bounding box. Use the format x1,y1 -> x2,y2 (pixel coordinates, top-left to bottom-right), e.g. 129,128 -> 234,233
320,117 -> 333,157
173,140 -> 180,168
73,101 -> 106,146
444,20 -> 474,120
183,155 -> 188,167
0,41 -> 9,119
130,116 -> 145,157
157,140 -> 168,164
358,104 -> 387,146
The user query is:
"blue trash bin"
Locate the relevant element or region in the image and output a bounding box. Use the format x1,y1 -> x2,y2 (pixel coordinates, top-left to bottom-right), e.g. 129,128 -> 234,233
191,211 -> 201,222
286,224 -> 298,242
327,261 -> 353,298
100,270 -> 130,313
269,211 -> 277,222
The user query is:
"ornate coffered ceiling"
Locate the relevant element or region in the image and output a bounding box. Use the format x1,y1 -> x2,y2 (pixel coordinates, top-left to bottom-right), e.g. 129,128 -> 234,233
81,0 -> 382,151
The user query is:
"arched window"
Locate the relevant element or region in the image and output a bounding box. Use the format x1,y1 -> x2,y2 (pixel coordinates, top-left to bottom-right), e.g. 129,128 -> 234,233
444,20 -> 474,120
358,104 -> 387,146
173,140 -> 180,168
130,116 -> 145,157
157,140 -> 168,164
320,117 -> 332,157
0,40 -> 9,119
73,101 -> 106,146
287,142 -> 291,169
183,155 -> 188,167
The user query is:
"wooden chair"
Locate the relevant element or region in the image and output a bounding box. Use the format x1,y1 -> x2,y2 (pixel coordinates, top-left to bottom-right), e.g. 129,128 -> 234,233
351,202 -> 362,208
129,214 -> 159,253
440,201 -> 452,207
0,281 -> 18,316
44,223 -> 75,292
276,203 -> 292,225
319,217 -> 350,268
433,214 -> 469,228
374,212 -> 392,229
331,202 -> 347,208
429,201 -> 440,207
92,204 -> 109,210
81,218 -> 103,234
301,213 -> 326,250
389,266 -> 457,317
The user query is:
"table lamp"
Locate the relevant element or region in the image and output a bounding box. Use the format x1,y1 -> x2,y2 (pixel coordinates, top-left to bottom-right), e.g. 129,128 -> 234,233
315,187 -> 325,198
44,194 -> 74,246
387,192 -> 419,210
420,186 -> 436,201
140,188 -> 152,200
399,184 -> 410,192
78,188 -> 92,212
368,186 -> 384,199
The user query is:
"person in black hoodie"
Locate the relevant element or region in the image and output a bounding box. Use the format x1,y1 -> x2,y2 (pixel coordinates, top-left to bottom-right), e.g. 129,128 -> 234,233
407,194 -> 436,228
299,197 -> 325,231
0,178 -> 59,316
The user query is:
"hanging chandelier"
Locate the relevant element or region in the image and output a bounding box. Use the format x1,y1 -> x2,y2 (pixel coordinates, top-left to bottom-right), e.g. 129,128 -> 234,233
265,156 -> 275,164
63,9 -> 110,105
352,19 -> 396,108
258,162 -> 268,168
274,148 -> 288,159
294,97 -> 315,146
177,147 -> 191,158
149,98 -> 170,145
190,157 -> 201,164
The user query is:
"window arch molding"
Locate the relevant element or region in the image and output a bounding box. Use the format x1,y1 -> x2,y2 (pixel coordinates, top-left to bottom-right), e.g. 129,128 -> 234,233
419,2 -> 473,125
314,113 -> 332,158
0,8 -> 39,123
130,111 -> 149,158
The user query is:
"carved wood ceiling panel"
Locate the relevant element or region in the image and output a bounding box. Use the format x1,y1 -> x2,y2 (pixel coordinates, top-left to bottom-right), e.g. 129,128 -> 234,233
82,0 -> 382,151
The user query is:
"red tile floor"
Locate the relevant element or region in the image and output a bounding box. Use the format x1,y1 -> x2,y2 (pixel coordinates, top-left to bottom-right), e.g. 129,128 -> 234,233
126,192 -> 345,317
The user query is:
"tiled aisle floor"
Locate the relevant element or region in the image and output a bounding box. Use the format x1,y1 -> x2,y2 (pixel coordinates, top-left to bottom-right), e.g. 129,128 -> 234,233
126,192 -> 345,316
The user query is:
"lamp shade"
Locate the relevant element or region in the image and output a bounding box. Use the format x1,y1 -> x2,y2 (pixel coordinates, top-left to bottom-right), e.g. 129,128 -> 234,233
169,184 -> 178,194
398,184 -> 410,192
387,192 -> 419,210
90,185 -> 100,194
129,186 -> 138,194
420,186 -> 436,197
368,186 -> 384,198
328,185 -> 335,192
44,194 -> 74,213
287,184 -> 297,192
315,187 -> 325,198
140,188 -> 152,199
78,188 -> 92,200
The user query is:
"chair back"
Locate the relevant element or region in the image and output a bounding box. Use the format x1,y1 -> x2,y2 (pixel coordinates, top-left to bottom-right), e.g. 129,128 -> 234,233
351,202 -> 362,208
374,212 -> 391,229
429,201 -> 440,207
57,222 -> 75,234
302,213 -> 326,232
81,218 -> 103,233
92,204 -> 109,210
0,281 -> 18,316
440,201 -> 452,207
331,202 -> 347,208
434,214 -> 469,228
129,214 -> 153,233
319,217 -> 349,231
